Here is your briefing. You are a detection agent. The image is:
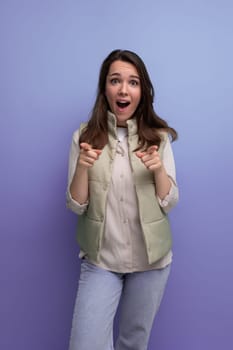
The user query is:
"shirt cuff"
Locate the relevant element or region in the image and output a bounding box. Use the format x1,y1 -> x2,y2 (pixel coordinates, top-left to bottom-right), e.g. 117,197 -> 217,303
66,190 -> 88,215
157,180 -> 179,213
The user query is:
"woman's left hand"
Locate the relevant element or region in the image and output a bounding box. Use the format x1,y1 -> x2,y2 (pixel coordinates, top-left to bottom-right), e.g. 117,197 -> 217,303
136,145 -> 162,172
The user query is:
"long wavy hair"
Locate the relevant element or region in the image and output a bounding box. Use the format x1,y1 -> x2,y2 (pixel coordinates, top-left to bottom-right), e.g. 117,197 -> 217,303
79,49 -> 178,149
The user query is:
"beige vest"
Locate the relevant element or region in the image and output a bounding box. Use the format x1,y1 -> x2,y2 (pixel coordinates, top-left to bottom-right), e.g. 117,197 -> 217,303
76,112 -> 172,265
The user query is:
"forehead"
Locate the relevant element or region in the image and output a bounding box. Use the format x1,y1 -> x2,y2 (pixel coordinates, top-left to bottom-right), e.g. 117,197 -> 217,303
108,60 -> 139,76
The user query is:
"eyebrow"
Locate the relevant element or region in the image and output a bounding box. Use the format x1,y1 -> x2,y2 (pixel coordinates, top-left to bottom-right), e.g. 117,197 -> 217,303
108,72 -> 140,79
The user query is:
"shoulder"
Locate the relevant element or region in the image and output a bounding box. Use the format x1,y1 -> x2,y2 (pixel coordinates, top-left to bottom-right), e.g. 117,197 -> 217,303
72,122 -> 88,144
157,130 -> 173,156
158,129 -> 169,143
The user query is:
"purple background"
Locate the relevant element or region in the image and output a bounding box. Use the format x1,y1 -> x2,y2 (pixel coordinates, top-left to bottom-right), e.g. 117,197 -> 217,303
1,1 -> 233,349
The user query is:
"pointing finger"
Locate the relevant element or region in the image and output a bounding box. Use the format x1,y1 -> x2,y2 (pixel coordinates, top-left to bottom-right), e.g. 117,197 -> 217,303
80,142 -> 92,151
80,142 -> 102,157
147,145 -> 158,154
135,151 -> 146,158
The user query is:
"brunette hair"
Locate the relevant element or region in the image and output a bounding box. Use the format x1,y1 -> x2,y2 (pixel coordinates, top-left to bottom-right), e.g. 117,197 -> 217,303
79,49 -> 178,149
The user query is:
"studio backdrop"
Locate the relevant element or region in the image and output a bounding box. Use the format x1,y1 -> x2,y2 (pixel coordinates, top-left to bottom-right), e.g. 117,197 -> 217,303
1,1 -> 233,349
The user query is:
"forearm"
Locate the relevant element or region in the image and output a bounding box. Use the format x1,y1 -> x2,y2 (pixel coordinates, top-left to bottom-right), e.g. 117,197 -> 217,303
70,165 -> 89,204
154,165 -> 172,200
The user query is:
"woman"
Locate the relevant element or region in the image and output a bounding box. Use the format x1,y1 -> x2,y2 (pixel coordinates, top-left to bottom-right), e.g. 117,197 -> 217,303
66,49 -> 178,350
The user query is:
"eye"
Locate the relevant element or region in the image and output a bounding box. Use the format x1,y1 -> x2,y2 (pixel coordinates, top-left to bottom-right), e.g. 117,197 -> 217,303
110,78 -> 119,85
129,79 -> 139,86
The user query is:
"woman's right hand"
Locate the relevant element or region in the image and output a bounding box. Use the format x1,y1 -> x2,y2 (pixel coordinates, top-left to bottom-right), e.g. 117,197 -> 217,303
77,142 -> 102,169
70,143 -> 102,204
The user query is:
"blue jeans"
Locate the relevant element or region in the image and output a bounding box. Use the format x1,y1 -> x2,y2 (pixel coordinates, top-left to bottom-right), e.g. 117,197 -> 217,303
68,260 -> 171,350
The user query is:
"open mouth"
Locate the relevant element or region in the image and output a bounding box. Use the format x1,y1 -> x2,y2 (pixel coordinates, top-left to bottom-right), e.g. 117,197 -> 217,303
116,101 -> 130,109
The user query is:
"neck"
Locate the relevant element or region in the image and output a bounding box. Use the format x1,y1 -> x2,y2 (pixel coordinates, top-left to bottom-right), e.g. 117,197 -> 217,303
117,125 -> 127,128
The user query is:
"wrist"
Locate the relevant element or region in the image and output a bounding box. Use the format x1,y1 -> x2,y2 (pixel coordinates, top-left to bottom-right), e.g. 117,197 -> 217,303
76,162 -> 89,173
153,164 -> 165,177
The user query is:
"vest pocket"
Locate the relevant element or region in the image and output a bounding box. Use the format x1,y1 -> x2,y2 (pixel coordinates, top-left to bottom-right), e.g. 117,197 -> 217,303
136,184 -> 164,223
77,216 -> 103,256
143,218 -> 172,264
87,180 -> 107,221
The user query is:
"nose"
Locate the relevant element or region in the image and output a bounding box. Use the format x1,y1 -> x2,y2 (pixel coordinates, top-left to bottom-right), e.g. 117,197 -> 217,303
118,82 -> 128,95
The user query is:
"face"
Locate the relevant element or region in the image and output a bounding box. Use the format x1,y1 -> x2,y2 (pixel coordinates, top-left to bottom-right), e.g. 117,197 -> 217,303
105,60 -> 141,126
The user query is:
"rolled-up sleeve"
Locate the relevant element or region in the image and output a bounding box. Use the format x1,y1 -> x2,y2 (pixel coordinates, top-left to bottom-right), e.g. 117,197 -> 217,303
157,136 -> 179,213
66,129 -> 88,215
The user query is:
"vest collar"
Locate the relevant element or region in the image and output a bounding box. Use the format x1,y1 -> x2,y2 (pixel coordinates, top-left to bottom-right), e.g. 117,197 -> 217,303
107,111 -> 138,139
